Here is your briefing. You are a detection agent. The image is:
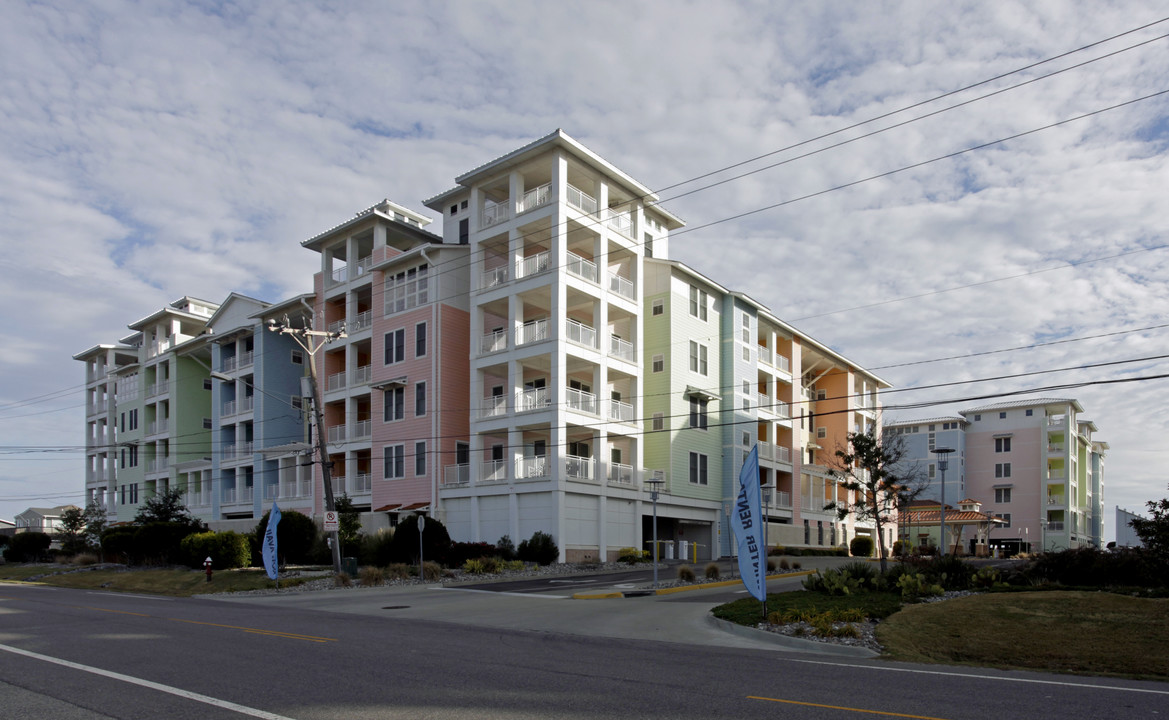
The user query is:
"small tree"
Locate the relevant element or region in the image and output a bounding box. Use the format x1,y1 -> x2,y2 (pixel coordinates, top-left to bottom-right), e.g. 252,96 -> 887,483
133,487 -> 200,528
333,493 -> 363,557
1129,484 -> 1169,558
81,501 -> 108,557
56,507 -> 87,555
826,428 -> 925,573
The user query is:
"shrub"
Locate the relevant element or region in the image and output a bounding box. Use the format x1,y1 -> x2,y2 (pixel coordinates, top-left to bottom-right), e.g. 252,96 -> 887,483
705,563 -> 720,579
766,558 -> 776,572
385,563 -> 412,580
448,541 -> 497,567
251,510 -> 318,566
421,560 -> 442,581
359,566 -> 386,586
388,515 -> 452,565
849,536 -> 874,558
892,540 -> 907,557
70,552 -> 100,566
617,547 -> 648,563
779,558 -> 790,570
802,567 -> 863,596
768,545 -> 786,556
897,572 -> 944,601
791,560 -> 802,569
180,531 -> 251,570
972,566 -> 1001,589
677,565 -> 696,582
1026,547 -> 1168,588
501,559 -> 525,571
838,560 -> 878,587
359,529 -> 395,568
917,554 -> 975,590
3,532 -> 51,562
463,558 -> 487,574
517,531 -> 558,565
334,572 -> 352,587
135,522 -> 202,565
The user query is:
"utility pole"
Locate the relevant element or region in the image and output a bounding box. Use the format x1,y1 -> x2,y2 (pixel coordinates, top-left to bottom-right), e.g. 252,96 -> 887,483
268,317 -> 346,574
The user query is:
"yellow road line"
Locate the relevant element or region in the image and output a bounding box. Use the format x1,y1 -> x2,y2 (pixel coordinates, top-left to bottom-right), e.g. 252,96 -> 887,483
749,696 -> 951,719
73,605 -> 336,643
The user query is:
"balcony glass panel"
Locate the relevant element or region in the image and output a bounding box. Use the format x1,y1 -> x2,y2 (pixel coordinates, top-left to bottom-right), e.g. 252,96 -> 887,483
517,250 -> 551,279
516,318 -> 549,346
481,199 -> 507,228
566,184 -> 598,214
327,371 -> 346,392
608,462 -> 634,485
566,252 -> 598,283
443,464 -> 471,486
608,399 -> 635,423
481,330 -> 507,354
608,272 -> 635,300
482,459 -> 508,483
481,265 -> 509,290
565,319 -> 597,349
480,396 -> 507,418
608,336 -> 634,362
518,183 -> 551,213
518,455 -> 549,479
565,455 -> 593,480
565,386 -> 598,415
517,387 -> 549,412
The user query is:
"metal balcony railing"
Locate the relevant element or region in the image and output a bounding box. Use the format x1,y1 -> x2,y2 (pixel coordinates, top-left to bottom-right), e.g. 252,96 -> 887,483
518,183 -> 551,213
565,455 -> 593,480
517,250 -> 551,279
566,251 -> 598,283
566,318 -> 597,349
516,318 -> 549,346
608,336 -> 635,362
443,464 -> 471,486
566,386 -> 598,415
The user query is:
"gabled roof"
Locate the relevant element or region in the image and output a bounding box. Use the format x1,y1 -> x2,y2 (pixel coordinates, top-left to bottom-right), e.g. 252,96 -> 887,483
301,200 -> 439,251
960,397 -> 1084,414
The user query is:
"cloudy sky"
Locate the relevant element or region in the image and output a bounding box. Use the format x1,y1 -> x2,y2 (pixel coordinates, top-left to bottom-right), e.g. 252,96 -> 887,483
2,0 -> 1167,539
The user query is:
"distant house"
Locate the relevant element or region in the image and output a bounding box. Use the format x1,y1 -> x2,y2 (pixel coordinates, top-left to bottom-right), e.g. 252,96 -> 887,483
13,505 -> 80,535
0,517 -> 14,539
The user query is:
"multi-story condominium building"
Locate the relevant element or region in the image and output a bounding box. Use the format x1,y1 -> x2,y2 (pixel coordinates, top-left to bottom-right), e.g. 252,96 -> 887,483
886,398 -> 1107,553
75,343 -> 138,516
303,199 -> 470,527
883,416 -> 969,506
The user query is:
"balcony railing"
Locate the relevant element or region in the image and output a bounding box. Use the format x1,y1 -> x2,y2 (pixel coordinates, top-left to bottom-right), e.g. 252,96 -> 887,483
1047,495 -> 1066,506
565,318 -> 597,349
481,329 -> 507,354
351,472 -> 372,494
223,399 -> 237,416
566,386 -> 598,415
1047,415 -> 1067,427
566,184 -> 598,215
238,350 -> 253,368
481,459 -> 507,483
146,382 -> 166,398
608,272 -> 635,300
774,491 -> 793,509
517,387 -> 549,412
481,199 -> 507,228
356,256 -> 373,276
327,425 -> 346,444
443,464 -> 471,486
351,310 -> 372,333
609,399 -> 635,423
517,250 -> 551,279
327,371 -> 346,392
146,456 -> 169,473
567,251 -> 598,283
565,454 -> 594,480
606,208 -> 632,236
352,365 -> 372,386
222,356 -> 238,373
147,419 -> 169,435
1047,443 -> 1066,454
518,455 -> 549,479
481,265 -> 509,290
480,395 -> 507,418
1047,521 -> 1065,531
221,487 -> 237,504
516,318 -> 549,346
608,462 -> 634,485
331,265 -> 348,284
352,420 -> 371,440
518,183 -> 551,213
609,336 -> 635,362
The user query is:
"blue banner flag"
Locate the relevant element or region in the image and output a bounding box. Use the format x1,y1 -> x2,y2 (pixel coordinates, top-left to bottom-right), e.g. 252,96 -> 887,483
262,502 -> 281,580
731,445 -> 766,601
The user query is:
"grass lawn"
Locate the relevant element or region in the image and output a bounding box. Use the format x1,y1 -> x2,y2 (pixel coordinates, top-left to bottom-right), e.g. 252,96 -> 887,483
0,564 -> 315,596
878,591 -> 1169,681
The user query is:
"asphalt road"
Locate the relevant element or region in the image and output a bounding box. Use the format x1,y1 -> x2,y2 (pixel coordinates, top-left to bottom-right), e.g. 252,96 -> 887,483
2,579 -> 1166,719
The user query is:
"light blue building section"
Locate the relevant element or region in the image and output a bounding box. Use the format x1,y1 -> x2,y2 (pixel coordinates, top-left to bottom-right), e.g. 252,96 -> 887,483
883,418 -> 967,506
718,295 -> 758,558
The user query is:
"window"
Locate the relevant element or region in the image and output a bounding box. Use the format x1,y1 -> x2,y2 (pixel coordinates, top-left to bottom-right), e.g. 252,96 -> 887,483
995,487 -> 1013,503
929,424 -> 936,432
291,396 -> 303,412
928,432 -> 936,451
804,519 -> 810,544
689,285 -> 708,320
128,409 -> 138,431
415,322 -> 427,357
928,463 -> 936,479
415,441 -> 427,476
741,313 -> 750,343
449,204 -> 458,215
742,431 -> 750,447
817,521 -> 824,546
291,349 -> 304,365
383,445 -> 405,479
999,412 -> 1007,419
384,387 -> 405,422
995,437 -> 1012,453
652,354 -> 664,373
129,483 -> 138,504
644,232 -> 654,258
742,381 -> 750,395
384,329 -> 405,365
689,397 -> 708,430
384,263 -> 429,314
816,427 -> 827,439
651,299 -> 663,316
203,378 -> 213,391
973,414 -> 981,421
652,413 -> 664,431
461,200 -> 468,210
688,452 -> 708,485
995,512 -> 1012,528
202,418 -> 212,430
458,218 -> 469,245
689,341 -> 707,375
815,389 -> 827,401
415,382 -> 426,416
995,463 -> 1012,479
1025,409 -> 1033,416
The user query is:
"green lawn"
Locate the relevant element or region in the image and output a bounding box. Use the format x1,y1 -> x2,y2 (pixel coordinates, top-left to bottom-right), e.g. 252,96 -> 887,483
0,564 -> 314,596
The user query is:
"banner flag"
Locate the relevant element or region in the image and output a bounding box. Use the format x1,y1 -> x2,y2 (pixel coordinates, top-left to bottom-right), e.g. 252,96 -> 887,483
262,502 -> 281,580
730,445 -> 766,601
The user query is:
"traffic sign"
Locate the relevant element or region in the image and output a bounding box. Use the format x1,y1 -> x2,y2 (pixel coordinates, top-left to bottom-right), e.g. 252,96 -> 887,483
324,510 -> 339,532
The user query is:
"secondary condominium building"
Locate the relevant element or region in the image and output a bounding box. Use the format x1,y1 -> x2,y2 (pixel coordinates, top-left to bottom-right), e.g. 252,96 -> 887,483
76,130 -> 891,560
885,398 -> 1107,553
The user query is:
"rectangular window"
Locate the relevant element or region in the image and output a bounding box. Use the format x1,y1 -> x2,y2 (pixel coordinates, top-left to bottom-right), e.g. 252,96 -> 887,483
804,519 -> 810,544
652,413 -> 664,431
291,349 -> 304,365
202,418 -> 212,430
415,322 -> 427,357
415,382 -> 426,416
415,441 -> 427,476
383,445 -> 405,479
928,432 -> 936,451
928,463 -> 936,479
128,409 -> 138,431
818,521 -> 824,546
384,387 -> 405,422
999,411 -> 1007,419
689,397 -> 708,430
741,346 -> 749,362
1025,409 -> 1033,416
384,263 -> 429,315
384,329 -> 405,365
974,414 -> 981,421
652,354 -> 664,373
644,232 -> 654,258
688,342 -> 708,375
651,298 -> 664,316
458,218 -> 469,245
995,487 -> 1013,503
996,512 -> 1012,528
742,381 -> 750,396
816,427 -> 827,439
742,431 -> 750,447
688,452 -> 708,485
995,437 -> 1012,453
995,463 -> 1012,479
203,378 -> 213,391
129,483 -> 138,504
688,285 -> 708,320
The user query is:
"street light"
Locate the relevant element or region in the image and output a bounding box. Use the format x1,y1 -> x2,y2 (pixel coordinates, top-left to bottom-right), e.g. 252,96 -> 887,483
933,447 -> 954,555
646,476 -> 664,589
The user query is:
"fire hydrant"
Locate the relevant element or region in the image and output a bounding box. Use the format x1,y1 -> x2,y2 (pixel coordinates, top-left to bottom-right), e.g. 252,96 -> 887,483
204,556 -> 213,582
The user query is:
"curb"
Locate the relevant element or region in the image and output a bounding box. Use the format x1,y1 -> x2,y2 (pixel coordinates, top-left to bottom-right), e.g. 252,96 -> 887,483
705,614 -> 879,658
571,570 -> 815,599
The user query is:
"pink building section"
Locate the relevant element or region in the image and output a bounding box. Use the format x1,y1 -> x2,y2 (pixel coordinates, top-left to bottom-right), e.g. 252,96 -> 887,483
966,425 -> 1042,544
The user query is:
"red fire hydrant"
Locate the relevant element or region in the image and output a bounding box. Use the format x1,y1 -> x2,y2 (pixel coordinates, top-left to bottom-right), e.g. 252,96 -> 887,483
204,556 -> 213,582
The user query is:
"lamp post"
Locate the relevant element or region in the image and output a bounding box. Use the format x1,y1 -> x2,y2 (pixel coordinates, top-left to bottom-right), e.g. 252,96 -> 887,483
933,447 -> 954,556
646,476 -> 663,589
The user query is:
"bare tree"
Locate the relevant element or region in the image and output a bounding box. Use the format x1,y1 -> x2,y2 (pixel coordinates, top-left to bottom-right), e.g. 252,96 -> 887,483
826,428 -> 927,573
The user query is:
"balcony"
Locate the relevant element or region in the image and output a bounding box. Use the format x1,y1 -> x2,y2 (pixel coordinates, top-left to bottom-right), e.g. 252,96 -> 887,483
517,387 -> 550,412
481,199 -> 507,228
566,386 -> 598,415
758,442 -> 792,464
1047,443 -> 1066,454
221,487 -> 237,504
480,395 -> 507,418
481,265 -> 509,290
222,441 -> 253,460
327,371 -> 347,392
517,250 -> 551,279
567,251 -> 598,283
352,365 -> 372,386
757,396 -> 790,419
146,419 -> 169,435
481,329 -> 507,355
773,491 -> 793,509
608,272 -> 635,300
565,319 -> 598,349
351,310 -> 372,333
516,318 -> 549,346
351,472 -> 372,494
518,182 -> 551,214
1047,495 -> 1066,507
443,464 -> 471,486
608,462 -> 634,485
327,318 -> 346,335
327,425 -> 347,444
238,350 -> 254,368
481,459 -> 507,483
146,382 -> 166,398
222,356 -> 238,373
356,256 -> 373,276
566,184 -> 598,215
565,454 -> 594,481
608,336 -> 635,362
146,456 -> 169,474
608,399 -> 635,423
1047,521 -> 1065,532
352,420 -> 372,440
331,265 -> 348,284
517,455 -> 549,479
606,208 -> 632,237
